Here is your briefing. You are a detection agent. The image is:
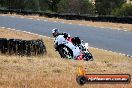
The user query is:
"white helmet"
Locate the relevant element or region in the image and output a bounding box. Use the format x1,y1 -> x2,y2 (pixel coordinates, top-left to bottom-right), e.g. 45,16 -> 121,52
52,28 -> 60,33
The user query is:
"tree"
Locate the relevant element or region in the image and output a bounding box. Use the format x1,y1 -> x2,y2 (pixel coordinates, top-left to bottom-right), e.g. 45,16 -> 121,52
34,0 -> 40,11
57,0 -> 95,15
0,0 -> 4,7
112,3 -> 132,16
95,0 -> 125,15
57,0 -> 68,13
44,0 -> 60,12
39,0 -> 49,11
78,0 -> 95,15
24,0 -> 41,11
0,0 -> 9,8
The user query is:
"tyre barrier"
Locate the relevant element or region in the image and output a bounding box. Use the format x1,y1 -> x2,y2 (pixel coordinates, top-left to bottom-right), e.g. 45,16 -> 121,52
0,38 -> 47,56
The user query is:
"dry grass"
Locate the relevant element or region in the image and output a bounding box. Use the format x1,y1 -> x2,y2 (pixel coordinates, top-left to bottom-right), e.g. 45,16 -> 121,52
0,28 -> 40,40
1,14 -> 132,31
0,28 -> 132,88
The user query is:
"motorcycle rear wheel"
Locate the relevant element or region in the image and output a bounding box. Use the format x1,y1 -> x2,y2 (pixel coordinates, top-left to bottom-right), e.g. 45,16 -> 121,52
58,45 -> 73,59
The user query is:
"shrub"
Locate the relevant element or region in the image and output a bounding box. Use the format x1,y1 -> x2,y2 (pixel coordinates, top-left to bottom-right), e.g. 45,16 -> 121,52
112,3 -> 132,16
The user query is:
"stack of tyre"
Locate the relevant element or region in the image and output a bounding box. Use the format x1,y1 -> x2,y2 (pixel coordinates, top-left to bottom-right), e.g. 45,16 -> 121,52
0,38 -> 47,56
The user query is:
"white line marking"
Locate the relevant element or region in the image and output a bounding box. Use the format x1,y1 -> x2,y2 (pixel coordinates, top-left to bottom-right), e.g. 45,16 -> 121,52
61,22 -> 65,24
123,28 -> 127,30
122,54 -> 126,56
37,19 -> 40,21
90,46 -> 132,58
0,26 -> 132,58
104,49 -> 108,52
1,15 -> 130,32
7,28 -> 11,30
44,20 -> 48,21
1,15 -> 5,16
10,28 -> 16,31
119,53 -> 122,55
1,27 -> 5,29
11,16 -> 15,18
100,27 -> 105,28
20,17 -> 24,19
29,18 -> 33,20
109,51 -> 113,53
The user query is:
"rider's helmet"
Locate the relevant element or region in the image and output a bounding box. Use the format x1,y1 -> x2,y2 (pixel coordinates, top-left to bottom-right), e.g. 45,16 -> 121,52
63,32 -> 70,38
52,28 -> 60,37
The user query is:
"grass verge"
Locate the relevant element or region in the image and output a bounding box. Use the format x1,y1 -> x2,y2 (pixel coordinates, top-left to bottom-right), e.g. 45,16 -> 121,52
0,28 -> 132,88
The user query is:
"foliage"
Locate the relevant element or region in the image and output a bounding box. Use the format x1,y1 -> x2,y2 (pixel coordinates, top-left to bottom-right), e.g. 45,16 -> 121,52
57,0 -> 68,13
0,0 -> 131,16
112,3 -> 132,16
57,0 -> 95,15
95,0 -> 125,15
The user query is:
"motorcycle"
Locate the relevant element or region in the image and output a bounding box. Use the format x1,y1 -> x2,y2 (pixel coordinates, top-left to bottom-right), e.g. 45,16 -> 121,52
55,36 -> 93,61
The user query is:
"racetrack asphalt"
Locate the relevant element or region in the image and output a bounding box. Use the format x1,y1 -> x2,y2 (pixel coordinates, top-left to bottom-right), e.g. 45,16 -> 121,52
0,15 -> 132,56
